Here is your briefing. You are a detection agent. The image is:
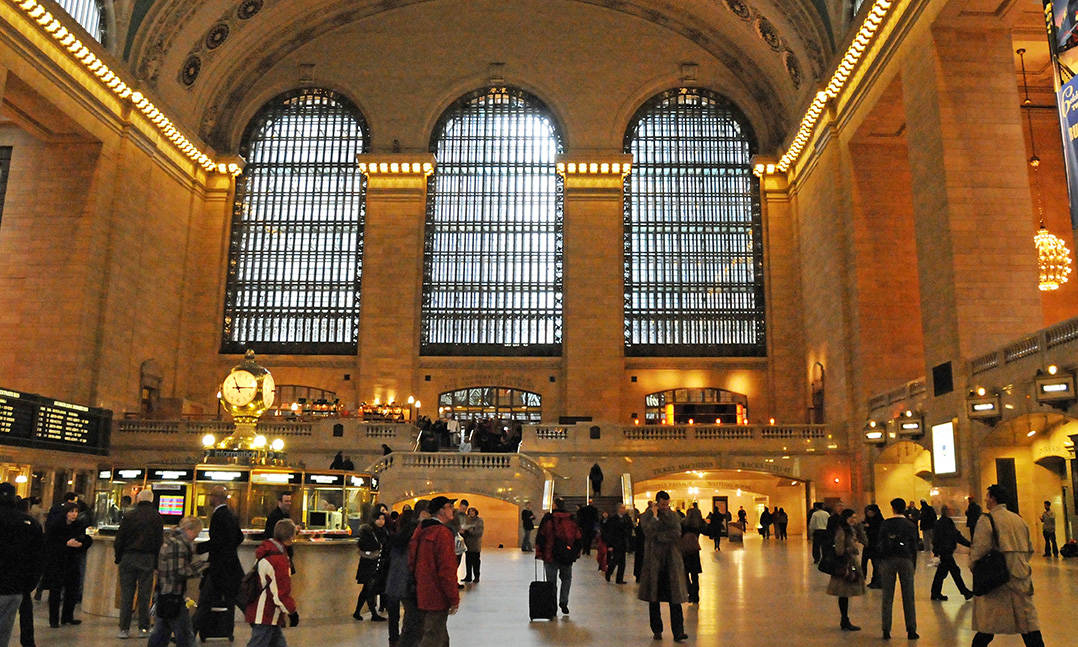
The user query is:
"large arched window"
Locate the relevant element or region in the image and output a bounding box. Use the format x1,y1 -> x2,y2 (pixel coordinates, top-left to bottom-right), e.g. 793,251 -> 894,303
56,0 -> 105,42
623,88 -> 765,357
422,87 -> 564,356
221,88 -> 369,355
438,386 -> 542,422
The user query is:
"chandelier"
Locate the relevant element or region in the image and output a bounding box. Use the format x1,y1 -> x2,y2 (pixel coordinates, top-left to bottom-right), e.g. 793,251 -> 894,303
1035,222 -> 1073,291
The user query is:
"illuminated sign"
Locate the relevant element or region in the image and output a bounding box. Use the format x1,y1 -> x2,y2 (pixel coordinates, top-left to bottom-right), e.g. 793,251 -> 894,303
973,403 -> 996,411
0,386 -> 110,455
251,471 -> 301,485
113,469 -> 145,481
932,422 -> 957,475
304,473 -> 343,486
98,470 -> 112,479
1035,373 -> 1075,404
349,476 -> 366,487
147,469 -> 193,482
196,470 -> 249,483
967,393 -> 1002,420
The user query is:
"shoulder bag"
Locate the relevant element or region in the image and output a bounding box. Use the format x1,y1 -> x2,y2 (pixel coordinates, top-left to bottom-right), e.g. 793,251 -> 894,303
972,513 -> 1010,596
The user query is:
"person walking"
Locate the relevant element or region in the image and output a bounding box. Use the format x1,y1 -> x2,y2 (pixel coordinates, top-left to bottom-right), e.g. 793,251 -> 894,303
43,502 -> 92,628
589,463 -> 604,498
736,506 -> 747,531
706,509 -> 723,550
460,507 -> 484,583
520,505 -> 535,553
681,506 -> 705,604
0,484 -> 43,647
244,519 -> 299,647
877,498 -> 918,640
637,492 -> 688,643
383,506 -> 420,647
576,500 -> 598,557
354,512 -> 387,621
862,504 -> 883,589
809,503 -> 831,563
115,488 -> 164,639
147,517 -> 207,647
193,486 -> 244,634
905,501 -> 922,549
535,497 -> 582,615
965,497 -> 983,539
1039,501 -> 1058,558
603,504 -> 633,584
827,509 -> 865,631
14,495 -> 39,647
759,506 -> 772,539
969,485 -> 1045,647
409,497 -> 460,647
919,500 -> 937,555
930,505 -> 973,602
774,507 -> 789,541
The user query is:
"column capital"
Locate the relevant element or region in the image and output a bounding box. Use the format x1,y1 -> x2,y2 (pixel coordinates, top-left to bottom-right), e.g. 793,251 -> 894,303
556,152 -> 632,193
357,153 -> 436,194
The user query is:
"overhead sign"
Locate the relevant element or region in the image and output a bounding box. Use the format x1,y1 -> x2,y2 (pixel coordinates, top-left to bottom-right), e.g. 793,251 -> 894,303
196,469 -> 250,483
147,469 -> 194,482
304,473 -> 344,486
0,387 -> 110,455
931,422 -> 958,476
251,471 -> 301,485
113,469 -> 145,481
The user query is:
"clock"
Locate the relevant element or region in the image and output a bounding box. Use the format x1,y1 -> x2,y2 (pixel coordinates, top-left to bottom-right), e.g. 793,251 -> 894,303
262,374 -> 276,408
221,371 -> 258,406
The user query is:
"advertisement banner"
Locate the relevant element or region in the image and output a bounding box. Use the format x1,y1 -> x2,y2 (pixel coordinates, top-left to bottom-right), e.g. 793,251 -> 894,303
1057,75 -> 1078,229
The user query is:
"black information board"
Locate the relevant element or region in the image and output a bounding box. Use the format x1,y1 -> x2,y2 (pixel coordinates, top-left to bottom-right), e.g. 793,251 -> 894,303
0,387 -> 111,455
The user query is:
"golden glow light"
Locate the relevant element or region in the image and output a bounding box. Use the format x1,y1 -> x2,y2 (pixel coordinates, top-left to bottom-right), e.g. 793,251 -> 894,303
201,434 -> 216,448
556,161 -> 632,177
764,0 -> 895,175
270,438 -> 285,452
7,0 -> 240,176
1034,225 -> 1073,291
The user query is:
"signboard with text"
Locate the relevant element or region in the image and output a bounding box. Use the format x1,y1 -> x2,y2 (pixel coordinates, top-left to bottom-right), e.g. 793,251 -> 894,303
0,387 -> 110,455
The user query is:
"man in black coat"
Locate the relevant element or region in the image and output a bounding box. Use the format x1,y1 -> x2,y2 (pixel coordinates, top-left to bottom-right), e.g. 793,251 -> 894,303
192,486 -> 245,633
929,505 -> 972,601
0,484 -> 43,647
877,498 -> 919,641
964,497 -> 982,538
919,500 -> 937,554
602,504 -> 633,583
576,500 -> 599,556
114,488 -> 164,637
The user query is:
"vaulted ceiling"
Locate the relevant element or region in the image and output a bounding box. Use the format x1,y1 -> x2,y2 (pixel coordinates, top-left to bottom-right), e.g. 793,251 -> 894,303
114,0 -> 847,151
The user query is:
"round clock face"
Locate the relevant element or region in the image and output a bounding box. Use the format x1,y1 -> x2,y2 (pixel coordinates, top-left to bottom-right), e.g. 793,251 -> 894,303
221,370 -> 258,406
262,374 -> 275,408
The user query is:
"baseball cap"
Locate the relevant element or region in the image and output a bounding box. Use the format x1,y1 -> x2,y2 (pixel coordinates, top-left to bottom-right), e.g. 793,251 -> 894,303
428,496 -> 456,515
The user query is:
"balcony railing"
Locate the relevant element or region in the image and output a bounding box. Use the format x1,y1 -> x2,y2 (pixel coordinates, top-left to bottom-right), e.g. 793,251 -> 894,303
521,423 -> 836,454
368,452 -> 546,477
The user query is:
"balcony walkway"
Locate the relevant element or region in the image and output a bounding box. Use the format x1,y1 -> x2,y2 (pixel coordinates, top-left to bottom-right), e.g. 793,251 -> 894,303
33,536 -> 1076,646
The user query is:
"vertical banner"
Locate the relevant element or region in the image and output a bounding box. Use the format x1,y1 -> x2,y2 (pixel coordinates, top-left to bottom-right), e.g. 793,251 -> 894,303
1045,1 -> 1078,229
1057,76 -> 1078,230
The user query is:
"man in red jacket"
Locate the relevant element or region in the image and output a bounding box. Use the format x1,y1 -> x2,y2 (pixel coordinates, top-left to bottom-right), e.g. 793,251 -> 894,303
244,519 -> 299,647
409,496 -> 460,647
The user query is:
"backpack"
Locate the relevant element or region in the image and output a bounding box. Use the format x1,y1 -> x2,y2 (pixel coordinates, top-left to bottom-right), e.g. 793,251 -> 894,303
550,516 -> 582,564
236,556 -> 269,608
876,524 -> 909,559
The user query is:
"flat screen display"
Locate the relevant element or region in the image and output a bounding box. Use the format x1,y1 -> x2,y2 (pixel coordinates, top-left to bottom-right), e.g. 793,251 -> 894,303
157,495 -> 185,516
0,386 -> 110,455
931,422 -> 957,476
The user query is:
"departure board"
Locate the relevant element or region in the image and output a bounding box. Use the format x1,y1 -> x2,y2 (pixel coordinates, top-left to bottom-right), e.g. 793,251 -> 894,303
0,387 -> 110,455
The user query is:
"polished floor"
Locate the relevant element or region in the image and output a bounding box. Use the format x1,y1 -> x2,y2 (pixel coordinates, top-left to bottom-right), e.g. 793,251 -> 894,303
26,536 -> 1078,646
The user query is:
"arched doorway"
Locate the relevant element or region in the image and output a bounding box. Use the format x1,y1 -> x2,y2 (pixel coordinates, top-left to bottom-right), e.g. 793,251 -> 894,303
633,469 -> 807,537
643,388 -> 748,424
873,441 -> 932,508
437,386 -> 542,422
391,491 -> 522,549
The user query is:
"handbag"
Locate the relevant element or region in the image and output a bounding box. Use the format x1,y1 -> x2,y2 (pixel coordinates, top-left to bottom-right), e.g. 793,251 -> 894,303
817,545 -> 839,575
838,557 -> 860,583
972,513 -> 1010,596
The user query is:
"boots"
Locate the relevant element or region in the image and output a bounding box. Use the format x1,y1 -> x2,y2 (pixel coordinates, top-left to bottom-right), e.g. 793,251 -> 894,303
841,617 -> 862,631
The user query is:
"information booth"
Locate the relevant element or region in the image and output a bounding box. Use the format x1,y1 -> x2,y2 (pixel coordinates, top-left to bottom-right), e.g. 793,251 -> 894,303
194,467 -> 250,527
249,469 -> 302,532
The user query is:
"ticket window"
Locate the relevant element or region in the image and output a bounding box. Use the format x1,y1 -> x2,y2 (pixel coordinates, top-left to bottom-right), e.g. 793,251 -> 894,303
304,487 -> 344,530
93,469 -> 114,526
248,472 -> 301,531
0,463 -> 31,498
106,469 -> 147,526
343,475 -> 374,534
194,470 -> 250,529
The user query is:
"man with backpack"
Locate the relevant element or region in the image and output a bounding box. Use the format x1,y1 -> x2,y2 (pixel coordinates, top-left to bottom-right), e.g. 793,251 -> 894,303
877,498 -> 919,640
409,497 -> 460,647
243,519 -> 299,647
535,497 -> 582,615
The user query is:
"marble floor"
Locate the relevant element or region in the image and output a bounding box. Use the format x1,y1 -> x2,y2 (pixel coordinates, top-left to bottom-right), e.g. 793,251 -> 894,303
25,537 -> 1078,646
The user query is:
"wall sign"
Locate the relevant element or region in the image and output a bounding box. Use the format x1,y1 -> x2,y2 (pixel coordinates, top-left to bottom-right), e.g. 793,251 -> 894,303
931,422 -> 957,475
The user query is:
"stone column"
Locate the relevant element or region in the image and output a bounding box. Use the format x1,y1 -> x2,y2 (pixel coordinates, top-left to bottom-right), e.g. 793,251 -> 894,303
558,154 -> 630,423
355,154 -> 434,407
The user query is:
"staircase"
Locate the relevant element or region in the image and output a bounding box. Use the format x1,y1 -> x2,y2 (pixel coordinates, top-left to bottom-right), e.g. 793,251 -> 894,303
560,495 -> 623,514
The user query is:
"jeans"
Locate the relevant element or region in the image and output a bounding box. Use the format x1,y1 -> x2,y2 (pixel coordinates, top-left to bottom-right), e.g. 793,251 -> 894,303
930,553 -> 971,597
464,551 -> 481,581
398,599 -> 424,647
521,529 -> 533,552
543,562 -> 573,607
879,557 -> 917,634
1043,530 -> 1058,557
119,552 -> 157,631
0,593 -> 21,647
648,601 -> 684,637
606,545 -> 626,582
922,529 -> 934,554
19,591 -> 34,647
246,624 -> 287,647
418,609 -> 449,647
148,605 -> 195,647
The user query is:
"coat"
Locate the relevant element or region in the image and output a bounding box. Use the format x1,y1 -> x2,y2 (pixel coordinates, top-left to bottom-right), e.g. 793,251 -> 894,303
535,511 -> 581,564
826,526 -> 866,597
244,539 -> 297,627
114,501 -> 164,563
971,505 -> 1040,634
408,519 -> 459,611
42,516 -> 92,589
636,508 -> 688,604
197,504 -> 244,598
461,516 -> 484,552
355,522 -> 384,583
0,506 -> 43,595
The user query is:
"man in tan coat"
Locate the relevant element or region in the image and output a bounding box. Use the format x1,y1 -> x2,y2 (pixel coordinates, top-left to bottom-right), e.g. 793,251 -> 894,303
970,484 -> 1045,647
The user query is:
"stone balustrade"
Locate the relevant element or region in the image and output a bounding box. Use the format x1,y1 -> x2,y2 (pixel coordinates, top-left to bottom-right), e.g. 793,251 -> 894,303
521,422 -> 837,454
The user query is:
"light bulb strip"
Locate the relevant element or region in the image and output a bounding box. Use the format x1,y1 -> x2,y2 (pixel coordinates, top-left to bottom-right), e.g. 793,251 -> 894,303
356,160 -> 435,177
555,161 -> 632,177
761,0 -> 896,176
6,0 -> 241,176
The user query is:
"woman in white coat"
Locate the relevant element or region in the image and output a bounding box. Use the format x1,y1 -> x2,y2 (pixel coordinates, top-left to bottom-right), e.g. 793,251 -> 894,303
969,484 -> 1044,647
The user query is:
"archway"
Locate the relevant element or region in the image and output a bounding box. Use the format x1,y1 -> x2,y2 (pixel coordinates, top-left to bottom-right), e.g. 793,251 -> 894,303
391,492 -> 522,549
979,414 -> 1076,541
633,469 -> 808,537
873,441 -> 932,509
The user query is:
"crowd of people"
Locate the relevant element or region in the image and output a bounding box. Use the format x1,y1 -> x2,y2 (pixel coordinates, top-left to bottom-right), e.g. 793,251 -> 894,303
414,417 -> 523,454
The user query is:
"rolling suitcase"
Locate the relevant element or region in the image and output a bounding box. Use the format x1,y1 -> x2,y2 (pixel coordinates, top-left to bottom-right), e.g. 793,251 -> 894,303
198,605 -> 235,643
529,561 -> 557,621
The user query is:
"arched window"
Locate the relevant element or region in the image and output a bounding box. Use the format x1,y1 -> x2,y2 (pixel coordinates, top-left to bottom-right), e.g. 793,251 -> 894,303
56,0 -> 105,42
438,386 -> 542,422
422,87 -> 564,356
623,88 -> 765,357
643,387 -> 748,425
221,88 -> 369,355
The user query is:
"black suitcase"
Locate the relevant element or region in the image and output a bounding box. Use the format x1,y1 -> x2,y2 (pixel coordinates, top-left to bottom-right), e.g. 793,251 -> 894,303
198,606 -> 235,643
529,562 -> 557,621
